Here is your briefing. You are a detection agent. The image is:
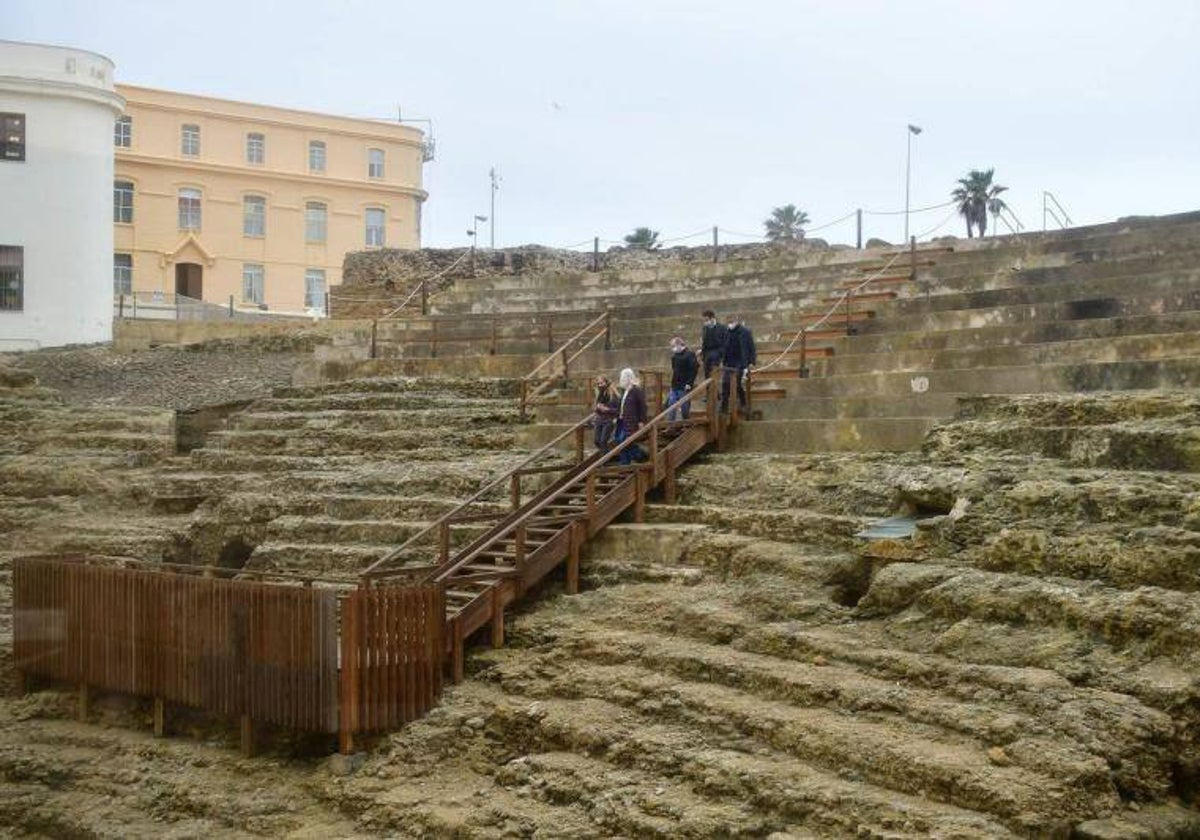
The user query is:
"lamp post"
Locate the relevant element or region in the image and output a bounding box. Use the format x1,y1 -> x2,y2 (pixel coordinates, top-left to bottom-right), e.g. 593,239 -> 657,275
904,123 -> 923,242
489,168 -> 500,250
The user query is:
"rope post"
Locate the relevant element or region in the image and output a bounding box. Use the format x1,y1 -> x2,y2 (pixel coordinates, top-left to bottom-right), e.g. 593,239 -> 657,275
420,280 -> 428,315
490,318 -> 498,355
370,320 -> 378,360
712,226 -> 719,263
845,289 -> 854,336
592,236 -> 599,272
430,318 -> 438,358
546,318 -> 554,353
799,329 -> 809,379
604,309 -> 612,350
520,379 -> 528,416
561,347 -> 569,382
909,235 -> 918,281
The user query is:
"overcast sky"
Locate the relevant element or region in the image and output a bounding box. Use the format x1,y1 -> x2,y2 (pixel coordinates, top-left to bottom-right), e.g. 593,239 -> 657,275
6,0 -> 1199,249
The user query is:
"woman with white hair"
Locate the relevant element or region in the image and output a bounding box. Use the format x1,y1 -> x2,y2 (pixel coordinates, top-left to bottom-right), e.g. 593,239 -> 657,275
615,367 -> 648,465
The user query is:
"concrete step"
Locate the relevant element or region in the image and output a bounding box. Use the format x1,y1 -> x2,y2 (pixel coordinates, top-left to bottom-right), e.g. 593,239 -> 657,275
730,417 -> 940,452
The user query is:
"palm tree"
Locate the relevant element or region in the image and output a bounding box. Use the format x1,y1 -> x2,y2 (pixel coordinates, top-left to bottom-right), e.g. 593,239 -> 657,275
624,227 -> 660,249
764,204 -> 811,241
951,169 -> 1008,238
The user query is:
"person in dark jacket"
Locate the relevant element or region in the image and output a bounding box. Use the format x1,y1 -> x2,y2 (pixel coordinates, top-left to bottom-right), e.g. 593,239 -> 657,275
721,314 -> 757,416
666,336 -> 698,421
699,309 -> 729,379
614,367 -> 648,465
592,375 -> 619,450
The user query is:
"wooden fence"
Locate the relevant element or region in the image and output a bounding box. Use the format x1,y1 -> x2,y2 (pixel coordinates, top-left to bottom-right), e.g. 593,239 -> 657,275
11,557 -> 442,753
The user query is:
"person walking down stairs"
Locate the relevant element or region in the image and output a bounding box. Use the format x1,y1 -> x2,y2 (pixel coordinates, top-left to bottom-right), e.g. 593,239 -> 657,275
615,367 -> 648,465
667,336 -> 698,421
699,309 -> 729,379
592,375 -> 619,450
721,314 -> 757,418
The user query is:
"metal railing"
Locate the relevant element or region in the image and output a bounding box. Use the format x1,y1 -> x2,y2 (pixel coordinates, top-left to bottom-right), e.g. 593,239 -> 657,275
115,292 -> 319,322
1043,191 -> 1074,231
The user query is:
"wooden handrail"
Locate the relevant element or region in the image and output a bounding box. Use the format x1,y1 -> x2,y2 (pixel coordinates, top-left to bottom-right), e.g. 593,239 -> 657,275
429,374 -> 727,585
359,413 -> 596,578
524,309 -> 611,381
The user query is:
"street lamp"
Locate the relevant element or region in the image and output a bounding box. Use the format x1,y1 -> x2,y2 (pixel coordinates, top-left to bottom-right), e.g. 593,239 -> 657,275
904,123 -> 923,242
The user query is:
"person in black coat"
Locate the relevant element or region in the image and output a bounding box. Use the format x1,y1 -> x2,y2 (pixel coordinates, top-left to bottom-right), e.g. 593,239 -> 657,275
699,309 -> 729,379
667,336 -> 699,421
721,314 -> 757,415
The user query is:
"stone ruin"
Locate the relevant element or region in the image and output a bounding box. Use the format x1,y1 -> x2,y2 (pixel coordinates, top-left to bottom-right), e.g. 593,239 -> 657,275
3,212 -> 1200,836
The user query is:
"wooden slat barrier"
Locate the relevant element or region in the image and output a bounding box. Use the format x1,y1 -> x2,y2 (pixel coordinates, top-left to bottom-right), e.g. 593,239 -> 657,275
337,583 -> 444,753
12,558 -> 443,752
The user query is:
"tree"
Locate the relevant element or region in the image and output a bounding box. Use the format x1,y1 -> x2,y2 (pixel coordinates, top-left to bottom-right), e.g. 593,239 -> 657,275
764,204 -> 811,241
624,227 -> 660,249
951,169 -> 1008,238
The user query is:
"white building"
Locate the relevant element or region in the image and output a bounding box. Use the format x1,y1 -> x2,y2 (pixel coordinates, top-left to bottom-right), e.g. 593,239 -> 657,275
0,40 -> 124,350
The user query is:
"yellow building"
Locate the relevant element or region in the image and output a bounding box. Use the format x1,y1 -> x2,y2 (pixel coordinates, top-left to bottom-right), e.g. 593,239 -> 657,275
113,84 -> 428,314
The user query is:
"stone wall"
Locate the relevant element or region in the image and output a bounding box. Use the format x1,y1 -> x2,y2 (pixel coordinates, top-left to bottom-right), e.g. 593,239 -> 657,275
332,238 -> 842,319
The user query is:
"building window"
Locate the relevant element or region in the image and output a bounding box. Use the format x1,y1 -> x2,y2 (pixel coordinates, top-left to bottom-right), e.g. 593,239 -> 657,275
114,116 -> 132,148
0,245 -> 23,310
368,148 -> 385,178
113,180 -> 134,224
309,140 -> 326,172
242,263 -> 265,305
243,195 -> 266,237
1,113 -> 26,162
178,188 -> 202,230
181,123 -> 200,156
114,253 -> 133,296
365,208 -> 386,247
246,132 -> 264,164
305,269 -> 326,310
305,201 -> 328,243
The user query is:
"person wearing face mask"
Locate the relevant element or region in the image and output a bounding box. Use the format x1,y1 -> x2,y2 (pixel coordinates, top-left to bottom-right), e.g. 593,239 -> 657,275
667,336 -> 698,421
699,309 -> 729,380
720,314 -> 757,417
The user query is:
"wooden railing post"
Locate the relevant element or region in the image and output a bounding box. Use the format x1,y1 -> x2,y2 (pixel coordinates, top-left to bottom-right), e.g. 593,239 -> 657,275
510,474 -> 521,510
663,447 -> 677,504
649,424 -> 660,483
514,524 -> 527,567
706,377 -> 718,443
633,469 -> 647,523
566,521 -> 582,595
585,473 -> 597,524
438,521 -> 450,564
490,586 -> 505,648
574,424 -> 585,463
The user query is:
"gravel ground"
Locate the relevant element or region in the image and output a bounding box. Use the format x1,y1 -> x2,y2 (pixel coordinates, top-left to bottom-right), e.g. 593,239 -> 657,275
6,344 -> 310,410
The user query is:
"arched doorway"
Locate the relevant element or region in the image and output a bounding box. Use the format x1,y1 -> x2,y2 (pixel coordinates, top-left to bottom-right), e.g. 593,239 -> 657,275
175,262 -> 203,299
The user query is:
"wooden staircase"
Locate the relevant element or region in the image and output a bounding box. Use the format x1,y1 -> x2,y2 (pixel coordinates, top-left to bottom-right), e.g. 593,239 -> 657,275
360,376 -> 735,681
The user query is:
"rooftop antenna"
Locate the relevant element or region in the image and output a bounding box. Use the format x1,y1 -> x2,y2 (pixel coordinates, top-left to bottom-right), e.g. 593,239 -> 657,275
397,106 -> 436,163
